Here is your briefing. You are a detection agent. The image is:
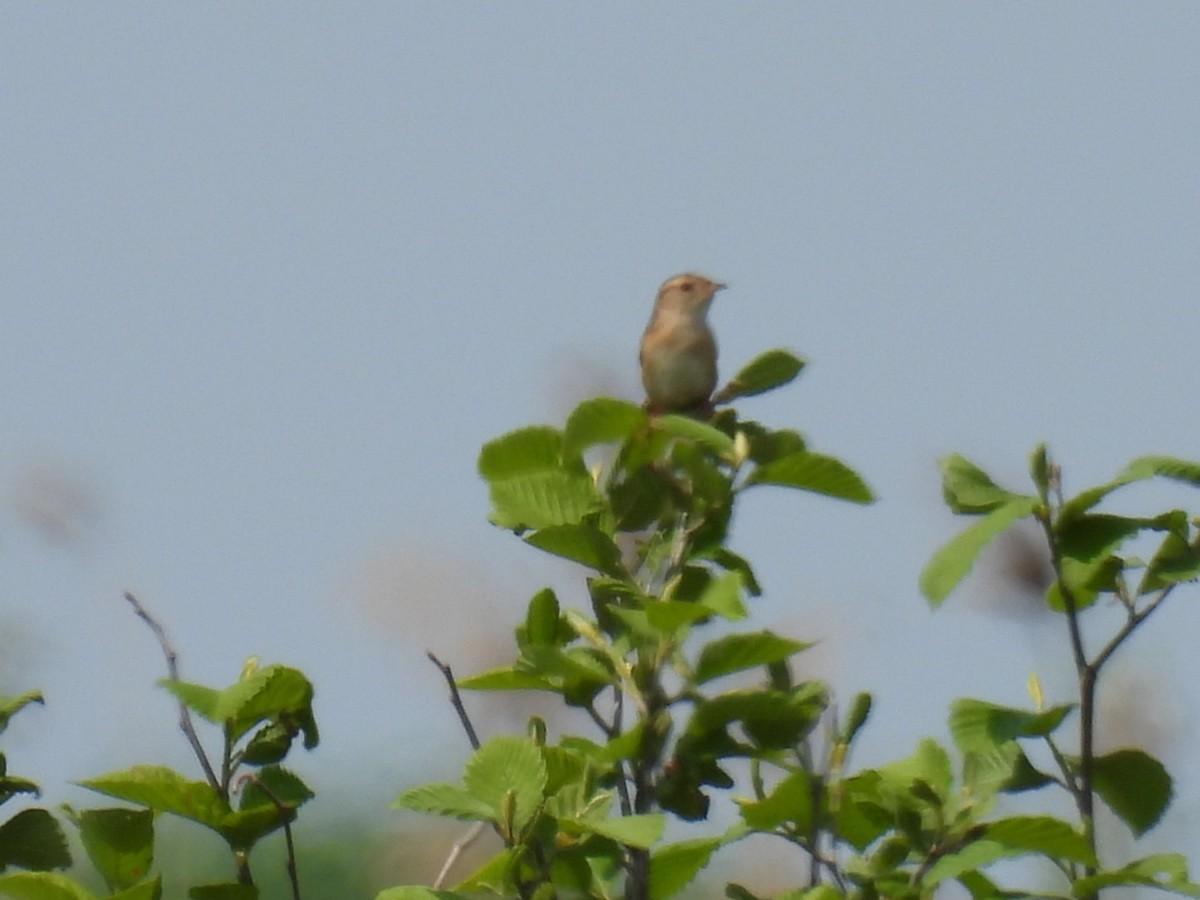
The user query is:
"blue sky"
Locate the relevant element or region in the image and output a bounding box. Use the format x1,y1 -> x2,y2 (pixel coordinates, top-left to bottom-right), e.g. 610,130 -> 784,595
3,3 -> 1199,882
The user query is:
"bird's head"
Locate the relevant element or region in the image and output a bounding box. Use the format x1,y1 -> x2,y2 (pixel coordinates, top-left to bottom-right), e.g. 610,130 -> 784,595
654,273 -> 725,316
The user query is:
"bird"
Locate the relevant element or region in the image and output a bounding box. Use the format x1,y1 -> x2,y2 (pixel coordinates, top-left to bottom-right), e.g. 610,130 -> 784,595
639,273 -> 725,415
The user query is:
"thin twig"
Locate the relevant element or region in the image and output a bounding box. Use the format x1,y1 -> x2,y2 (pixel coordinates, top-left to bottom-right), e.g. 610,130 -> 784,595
123,592 -> 221,793
433,821 -> 485,889
1092,586 -> 1173,674
426,651 -> 480,750
239,775 -> 301,900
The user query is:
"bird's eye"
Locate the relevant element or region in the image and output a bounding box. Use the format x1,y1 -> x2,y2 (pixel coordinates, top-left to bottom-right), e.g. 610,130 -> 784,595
679,281 -> 694,293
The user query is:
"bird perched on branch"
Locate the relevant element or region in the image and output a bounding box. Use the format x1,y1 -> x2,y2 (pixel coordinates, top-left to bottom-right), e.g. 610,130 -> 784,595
639,273 -> 725,415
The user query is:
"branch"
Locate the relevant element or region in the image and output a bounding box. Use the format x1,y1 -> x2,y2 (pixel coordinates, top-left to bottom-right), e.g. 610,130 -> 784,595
427,651 -> 480,751
433,821 -> 484,889
123,592 -> 221,793
239,775 -> 301,900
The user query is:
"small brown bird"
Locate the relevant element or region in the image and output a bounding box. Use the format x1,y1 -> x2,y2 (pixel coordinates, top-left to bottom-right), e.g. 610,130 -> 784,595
639,273 -> 725,415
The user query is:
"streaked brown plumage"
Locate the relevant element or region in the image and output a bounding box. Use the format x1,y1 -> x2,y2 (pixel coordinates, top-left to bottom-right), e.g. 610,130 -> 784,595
639,273 -> 725,415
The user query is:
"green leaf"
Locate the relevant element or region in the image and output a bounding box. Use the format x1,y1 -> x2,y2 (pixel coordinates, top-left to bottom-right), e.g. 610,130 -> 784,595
487,470 -> 600,530
478,426 -> 568,480
695,571 -> 747,621
949,699 -> 1073,755
375,889 -> 470,900
0,809 -> 71,872
110,877 -> 162,900
1072,853 -> 1200,898
0,694 -> 44,736
572,813 -> 664,848
1092,749 -> 1172,837
73,808 -> 153,891
982,816 -> 1094,865
1139,531 -> 1200,594
524,524 -> 624,575
693,631 -> 811,685
1118,455 -> 1200,488
392,783 -> 493,820
938,455 -> 1021,513
523,588 -> 562,648
160,666 -> 317,752
457,667 -> 557,692
78,766 -> 229,833
921,496 -> 1039,606
238,766 -> 312,813
715,349 -> 805,401
705,547 -> 762,596
875,738 -> 953,803
643,601 -> 711,633
1029,444 -> 1050,500
737,770 -> 813,831
563,398 -> 646,457
922,839 -> 1018,886
0,872 -> 96,900
652,415 -> 735,454
648,837 -> 721,900
749,451 -> 874,504
463,737 -> 547,832
1055,514 -> 1156,601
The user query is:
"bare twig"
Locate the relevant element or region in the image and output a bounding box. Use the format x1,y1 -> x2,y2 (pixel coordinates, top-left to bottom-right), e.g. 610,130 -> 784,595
426,651 -> 480,750
123,591 -> 221,793
239,775 -> 301,900
433,821 -> 485,889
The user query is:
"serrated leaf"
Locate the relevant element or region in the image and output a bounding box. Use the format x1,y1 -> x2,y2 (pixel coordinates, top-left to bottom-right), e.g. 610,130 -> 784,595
488,471 -> 600,530
0,809 -> 71,872
693,631 -> 811,685
648,837 -> 721,900
1118,456 -> 1200,487
463,737 -> 547,832
524,524 -> 624,576
1092,749 -> 1172,837
652,415 -> 735,454
478,427 -> 567,480
982,816 -> 1094,864
1072,853 -> 1200,898
74,808 -> 154,891
921,496 -> 1040,606
714,349 -> 805,402
161,666 -> 317,751
573,813 -> 664,848
392,783 -> 493,820
78,767 -> 227,828
949,699 -> 1074,755
749,452 -> 873,503
938,455 -> 1020,513
563,398 -> 646,457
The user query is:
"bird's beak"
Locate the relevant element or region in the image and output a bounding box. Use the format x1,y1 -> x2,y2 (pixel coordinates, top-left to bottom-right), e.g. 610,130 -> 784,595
713,282 -> 727,293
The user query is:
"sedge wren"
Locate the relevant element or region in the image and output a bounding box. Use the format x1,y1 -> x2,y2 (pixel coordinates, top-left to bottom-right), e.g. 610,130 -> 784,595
639,273 -> 725,415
